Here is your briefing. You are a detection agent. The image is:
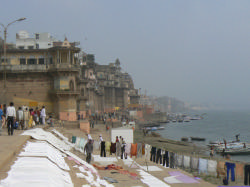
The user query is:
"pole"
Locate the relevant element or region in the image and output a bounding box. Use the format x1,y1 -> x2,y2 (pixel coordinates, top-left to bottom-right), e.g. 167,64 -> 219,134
0,17 -> 26,94
3,28 -> 6,88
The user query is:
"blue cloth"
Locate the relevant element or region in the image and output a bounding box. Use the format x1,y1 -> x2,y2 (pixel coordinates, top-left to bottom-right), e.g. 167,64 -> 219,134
198,158 -> 208,174
0,109 -> 3,120
225,162 -> 235,182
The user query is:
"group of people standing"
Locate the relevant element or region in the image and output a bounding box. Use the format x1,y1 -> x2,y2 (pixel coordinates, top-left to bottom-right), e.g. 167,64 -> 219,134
0,102 -> 46,136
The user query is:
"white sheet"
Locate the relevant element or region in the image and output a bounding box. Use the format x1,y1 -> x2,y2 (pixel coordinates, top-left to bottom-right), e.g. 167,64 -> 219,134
0,157 -> 73,187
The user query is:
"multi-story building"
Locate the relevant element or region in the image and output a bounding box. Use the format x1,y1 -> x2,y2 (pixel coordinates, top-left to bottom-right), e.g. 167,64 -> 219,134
16,31 -> 55,49
0,36 -> 140,122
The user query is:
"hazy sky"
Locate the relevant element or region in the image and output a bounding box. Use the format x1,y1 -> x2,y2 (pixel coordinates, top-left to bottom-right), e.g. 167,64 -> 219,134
1,0 -> 250,109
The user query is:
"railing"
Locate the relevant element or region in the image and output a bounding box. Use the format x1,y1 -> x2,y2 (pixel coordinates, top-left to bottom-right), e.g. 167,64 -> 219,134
0,64 -> 80,72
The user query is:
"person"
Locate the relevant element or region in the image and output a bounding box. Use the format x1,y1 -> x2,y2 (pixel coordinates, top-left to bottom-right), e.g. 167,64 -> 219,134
121,138 -> 126,159
99,134 -> 104,144
23,108 -> 30,130
3,104 -> 6,116
6,102 -> 16,136
87,133 -> 92,141
16,107 -> 24,130
84,139 -> 93,163
40,106 -> 46,125
0,104 -> 3,135
34,107 -> 40,125
210,146 -> 214,158
116,136 -> 119,142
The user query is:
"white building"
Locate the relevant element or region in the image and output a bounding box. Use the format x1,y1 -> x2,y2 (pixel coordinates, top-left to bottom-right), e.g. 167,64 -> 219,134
16,31 -> 55,49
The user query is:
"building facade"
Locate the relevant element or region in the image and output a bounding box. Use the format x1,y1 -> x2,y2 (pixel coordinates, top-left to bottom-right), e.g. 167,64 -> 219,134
0,37 -> 140,121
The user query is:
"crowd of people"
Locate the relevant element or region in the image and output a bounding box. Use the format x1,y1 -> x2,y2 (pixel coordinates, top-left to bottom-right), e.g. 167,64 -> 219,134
0,102 -> 46,136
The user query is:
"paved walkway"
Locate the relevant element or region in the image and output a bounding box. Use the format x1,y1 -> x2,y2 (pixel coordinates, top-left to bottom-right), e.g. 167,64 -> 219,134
0,128 -> 30,172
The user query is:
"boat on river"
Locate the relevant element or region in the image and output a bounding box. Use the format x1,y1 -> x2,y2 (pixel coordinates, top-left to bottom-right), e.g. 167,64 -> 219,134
190,137 -> 206,141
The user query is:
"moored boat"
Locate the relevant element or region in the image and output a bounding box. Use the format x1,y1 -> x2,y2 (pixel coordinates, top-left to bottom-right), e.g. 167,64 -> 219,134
190,137 -> 206,141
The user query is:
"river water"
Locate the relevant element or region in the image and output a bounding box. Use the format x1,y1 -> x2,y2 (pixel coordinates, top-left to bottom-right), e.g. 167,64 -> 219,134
157,110 -> 250,163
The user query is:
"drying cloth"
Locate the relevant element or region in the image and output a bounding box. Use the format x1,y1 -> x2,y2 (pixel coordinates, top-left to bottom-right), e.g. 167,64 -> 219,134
79,138 -> 87,150
103,177 -> 118,183
244,164 -> 250,185
105,141 -> 111,153
235,163 -> 244,180
92,155 -> 117,163
225,162 -> 235,182
137,169 -> 170,187
137,143 -> 142,158
207,160 -> 217,175
183,155 -> 190,168
131,143 -> 137,157
190,157 -> 199,170
0,157 -> 73,187
19,141 -> 70,171
177,154 -> 183,168
140,166 -> 163,171
116,142 -> 121,157
145,144 -> 151,161
164,176 -> 182,183
72,136 -> 76,143
75,137 -> 81,149
94,141 -> 99,150
125,143 -> 131,155
217,161 -> 226,177
142,144 -> 145,155
198,158 -> 208,174
168,171 -> 199,183
110,143 -> 116,154
169,152 -> 176,169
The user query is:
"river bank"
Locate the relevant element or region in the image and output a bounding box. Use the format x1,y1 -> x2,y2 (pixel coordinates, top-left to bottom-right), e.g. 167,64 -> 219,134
0,121 -> 245,186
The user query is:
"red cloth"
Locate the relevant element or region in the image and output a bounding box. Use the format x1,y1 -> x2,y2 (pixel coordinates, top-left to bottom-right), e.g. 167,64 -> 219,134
130,143 -> 137,157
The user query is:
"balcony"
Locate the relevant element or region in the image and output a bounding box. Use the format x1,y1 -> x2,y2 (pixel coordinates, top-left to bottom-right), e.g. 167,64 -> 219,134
0,64 -> 80,73
48,64 -> 80,72
0,64 -> 48,73
49,90 -> 80,96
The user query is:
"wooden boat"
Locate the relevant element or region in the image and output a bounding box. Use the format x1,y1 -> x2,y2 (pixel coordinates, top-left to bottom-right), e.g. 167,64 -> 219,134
190,137 -> 206,141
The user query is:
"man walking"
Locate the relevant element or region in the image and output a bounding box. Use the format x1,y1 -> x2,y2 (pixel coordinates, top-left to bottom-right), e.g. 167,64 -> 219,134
84,139 -> 93,163
6,102 -> 16,136
23,108 -> 29,130
40,106 -> 46,125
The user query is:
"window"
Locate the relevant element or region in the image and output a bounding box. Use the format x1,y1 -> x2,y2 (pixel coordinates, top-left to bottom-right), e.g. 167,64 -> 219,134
69,80 -> 74,91
27,58 -> 37,65
28,46 -> 34,49
20,58 -> 26,65
38,58 -> 44,64
36,44 -> 39,49
81,88 -> 84,96
18,46 -> 24,49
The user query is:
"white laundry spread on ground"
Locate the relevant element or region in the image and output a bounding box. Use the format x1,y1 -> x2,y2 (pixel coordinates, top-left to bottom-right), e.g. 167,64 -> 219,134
164,176 -> 182,184
0,157 -> 73,187
140,166 -> 163,171
0,128 -> 114,187
19,141 -> 70,170
22,128 -> 73,151
92,155 -> 118,163
137,169 -> 171,187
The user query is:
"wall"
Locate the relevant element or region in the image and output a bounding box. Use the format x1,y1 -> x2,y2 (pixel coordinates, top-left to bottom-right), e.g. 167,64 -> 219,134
0,73 -> 53,112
